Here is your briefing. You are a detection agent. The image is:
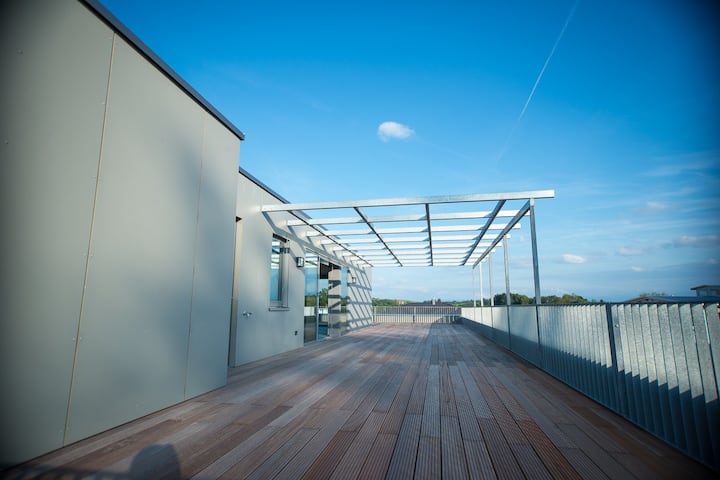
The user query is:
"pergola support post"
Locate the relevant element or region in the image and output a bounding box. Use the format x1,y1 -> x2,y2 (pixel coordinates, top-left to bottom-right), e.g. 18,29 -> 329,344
503,235 -> 511,306
488,253 -> 494,306
529,198 -> 542,304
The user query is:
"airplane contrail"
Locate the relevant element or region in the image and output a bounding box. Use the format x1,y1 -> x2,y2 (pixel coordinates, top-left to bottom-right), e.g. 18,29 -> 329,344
496,0 -> 580,163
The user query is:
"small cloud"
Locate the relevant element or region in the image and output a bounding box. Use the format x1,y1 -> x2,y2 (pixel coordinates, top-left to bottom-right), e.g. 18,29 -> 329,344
631,266 -> 646,272
665,235 -> 720,248
645,201 -> 669,211
378,121 -> 415,142
617,247 -> 645,256
645,152 -> 719,177
635,201 -> 670,215
563,254 -> 587,264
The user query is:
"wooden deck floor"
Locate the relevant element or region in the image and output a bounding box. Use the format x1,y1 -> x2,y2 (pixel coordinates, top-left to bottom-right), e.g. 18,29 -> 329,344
5,323 -> 714,479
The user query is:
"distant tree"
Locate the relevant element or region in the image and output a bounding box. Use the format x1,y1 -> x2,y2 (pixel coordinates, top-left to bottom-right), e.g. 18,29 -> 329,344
372,298 -> 408,306
451,300 -> 476,307
492,293 -> 534,305
542,293 -> 588,304
319,288 -> 328,306
639,292 -> 667,297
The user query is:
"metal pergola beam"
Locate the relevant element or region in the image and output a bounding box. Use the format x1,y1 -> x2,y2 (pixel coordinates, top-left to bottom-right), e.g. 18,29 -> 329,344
425,204 -> 434,266
461,200 -> 506,266
262,190 -> 553,269
354,207 -> 402,266
262,190 -> 555,212
472,201 -> 531,267
286,209 -> 522,226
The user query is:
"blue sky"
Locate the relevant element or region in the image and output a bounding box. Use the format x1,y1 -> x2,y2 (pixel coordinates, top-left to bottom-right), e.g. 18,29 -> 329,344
100,0 -> 719,301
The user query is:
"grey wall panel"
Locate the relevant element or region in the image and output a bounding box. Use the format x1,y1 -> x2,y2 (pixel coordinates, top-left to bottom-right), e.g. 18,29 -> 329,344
185,116 -> 240,398
232,177 -> 305,366
348,268 -> 372,328
66,36 -> 204,443
491,306 -> 509,348
0,0 -> 113,465
507,306 -> 540,365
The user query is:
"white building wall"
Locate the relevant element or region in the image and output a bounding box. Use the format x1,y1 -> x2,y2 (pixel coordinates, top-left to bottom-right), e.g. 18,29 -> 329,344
348,268 -> 374,329
231,175 -> 306,365
0,0 -> 239,465
0,0 -> 372,466
231,173 -> 373,365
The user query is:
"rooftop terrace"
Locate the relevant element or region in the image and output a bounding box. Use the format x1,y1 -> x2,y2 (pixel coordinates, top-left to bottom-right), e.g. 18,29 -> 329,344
5,323 -> 713,479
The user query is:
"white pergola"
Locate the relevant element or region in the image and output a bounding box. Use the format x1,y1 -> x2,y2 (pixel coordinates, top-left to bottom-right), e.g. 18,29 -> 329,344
262,190 -> 554,302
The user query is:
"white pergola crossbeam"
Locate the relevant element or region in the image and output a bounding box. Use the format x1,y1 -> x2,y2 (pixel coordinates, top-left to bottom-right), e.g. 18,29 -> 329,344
263,190 -> 553,269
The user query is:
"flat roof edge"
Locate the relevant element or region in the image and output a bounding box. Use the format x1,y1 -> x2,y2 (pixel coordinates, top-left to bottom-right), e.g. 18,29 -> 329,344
81,0 -> 245,141
238,167 -> 290,204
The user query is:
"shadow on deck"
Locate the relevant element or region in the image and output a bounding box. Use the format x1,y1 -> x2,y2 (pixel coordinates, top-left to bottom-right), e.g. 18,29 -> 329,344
3,323 -> 714,479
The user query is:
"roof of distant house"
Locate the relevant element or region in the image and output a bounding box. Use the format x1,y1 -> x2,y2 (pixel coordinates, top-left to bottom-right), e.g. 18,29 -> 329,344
625,295 -> 720,304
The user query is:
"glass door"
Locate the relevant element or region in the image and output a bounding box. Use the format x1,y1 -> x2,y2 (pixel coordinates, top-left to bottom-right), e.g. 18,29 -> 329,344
317,260 -> 331,338
304,254 -> 319,343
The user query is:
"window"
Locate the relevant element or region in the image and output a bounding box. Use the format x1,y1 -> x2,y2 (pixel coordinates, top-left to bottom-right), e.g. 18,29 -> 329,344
269,235 -> 288,308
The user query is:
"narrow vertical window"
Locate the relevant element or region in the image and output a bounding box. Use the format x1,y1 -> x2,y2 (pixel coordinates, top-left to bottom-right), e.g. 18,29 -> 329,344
269,235 -> 288,308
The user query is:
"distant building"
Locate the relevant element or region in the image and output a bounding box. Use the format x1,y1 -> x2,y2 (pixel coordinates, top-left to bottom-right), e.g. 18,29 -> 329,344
626,285 -> 720,304
692,285 -> 720,297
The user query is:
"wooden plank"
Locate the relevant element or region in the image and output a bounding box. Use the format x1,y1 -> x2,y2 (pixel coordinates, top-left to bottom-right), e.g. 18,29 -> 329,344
273,409 -> 353,480
311,361 -> 383,411
477,417 -> 525,480
178,422 -> 266,478
560,447 -> 610,480
464,439 -> 497,480
414,436 -> 441,480
441,415 -> 469,480
10,323 -> 716,480
379,362 -> 420,435
558,423 -> 633,479
420,364 -> 441,438
510,443 -> 554,480
302,430 -> 357,480
440,362 -> 458,417
449,364 -> 483,442
386,414 -> 422,480
241,427 -> 318,480
456,362 -> 493,419
488,365 -> 575,449
331,411 -> 386,480
473,365 -> 527,446
357,432 -> 397,480
516,419 -> 581,480
204,408 -> 324,479
405,362 -> 430,415
341,364 -> 397,432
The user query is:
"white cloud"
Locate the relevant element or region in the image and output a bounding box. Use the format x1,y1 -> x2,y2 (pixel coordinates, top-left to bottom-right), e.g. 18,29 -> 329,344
631,266 -> 646,272
634,200 -> 671,215
562,254 -> 587,264
646,152 -> 719,177
378,121 -> 415,142
645,201 -> 669,211
667,235 -> 720,248
617,247 -> 645,256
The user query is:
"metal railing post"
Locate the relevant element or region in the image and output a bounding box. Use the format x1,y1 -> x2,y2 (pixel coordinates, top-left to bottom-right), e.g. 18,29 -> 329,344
605,303 -> 625,414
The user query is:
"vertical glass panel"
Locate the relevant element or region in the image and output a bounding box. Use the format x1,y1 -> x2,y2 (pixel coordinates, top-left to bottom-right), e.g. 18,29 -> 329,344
318,260 -> 330,338
269,238 -> 281,302
341,267 -> 348,314
304,253 -> 319,343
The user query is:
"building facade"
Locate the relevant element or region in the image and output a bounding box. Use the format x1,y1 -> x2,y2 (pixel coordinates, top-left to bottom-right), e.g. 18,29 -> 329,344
0,0 -> 371,466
